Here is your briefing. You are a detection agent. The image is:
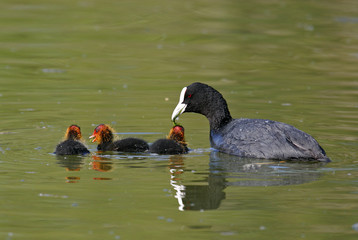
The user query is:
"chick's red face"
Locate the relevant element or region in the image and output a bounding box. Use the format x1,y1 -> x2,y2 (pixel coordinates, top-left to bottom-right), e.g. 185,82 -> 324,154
168,125 -> 185,142
89,124 -> 113,143
90,125 -> 103,143
172,125 -> 184,134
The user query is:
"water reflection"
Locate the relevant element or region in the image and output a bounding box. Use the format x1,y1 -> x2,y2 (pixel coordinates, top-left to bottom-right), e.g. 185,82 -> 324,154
56,155 -> 84,171
169,156 -> 186,210
169,152 -> 327,211
91,155 -> 113,172
210,151 -> 326,187
56,155 -> 84,183
91,155 -> 113,180
56,154 -> 114,181
169,155 -> 226,211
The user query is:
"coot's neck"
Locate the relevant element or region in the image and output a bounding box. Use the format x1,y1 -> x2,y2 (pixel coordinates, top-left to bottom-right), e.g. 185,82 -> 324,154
203,92 -> 233,131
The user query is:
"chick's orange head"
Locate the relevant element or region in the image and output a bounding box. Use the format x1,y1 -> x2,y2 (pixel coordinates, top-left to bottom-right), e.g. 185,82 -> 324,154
65,125 -> 82,140
89,124 -> 114,143
168,125 -> 185,142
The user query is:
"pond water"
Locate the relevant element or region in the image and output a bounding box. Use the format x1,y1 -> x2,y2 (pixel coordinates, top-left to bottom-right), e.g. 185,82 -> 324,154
1,0 -> 358,239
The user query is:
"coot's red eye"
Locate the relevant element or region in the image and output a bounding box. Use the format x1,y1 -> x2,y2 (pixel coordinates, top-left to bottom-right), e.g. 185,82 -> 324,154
188,94 -> 192,98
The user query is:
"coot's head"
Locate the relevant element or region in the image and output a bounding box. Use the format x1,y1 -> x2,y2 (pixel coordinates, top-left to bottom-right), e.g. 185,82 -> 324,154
89,124 -> 114,144
65,125 -> 82,140
171,82 -> 232,129
168,124 -> 186,143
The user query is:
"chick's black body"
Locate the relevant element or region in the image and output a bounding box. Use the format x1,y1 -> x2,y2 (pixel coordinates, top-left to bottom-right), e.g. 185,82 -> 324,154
55,125 -> 90,155
55,140 -> 90,155
91,124 -> 149,153
150,139 -> 188,155
114,138 -> 149,152
172,82 -> 330,162
150,125 -> 188,155
96,137 -> 149,152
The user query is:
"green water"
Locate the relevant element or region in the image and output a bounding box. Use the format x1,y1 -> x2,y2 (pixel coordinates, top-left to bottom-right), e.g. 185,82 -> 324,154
1,0 -> 358,239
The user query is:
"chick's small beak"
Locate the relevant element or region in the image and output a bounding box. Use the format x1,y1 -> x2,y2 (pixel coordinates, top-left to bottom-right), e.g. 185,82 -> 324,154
89,134 -> 97,143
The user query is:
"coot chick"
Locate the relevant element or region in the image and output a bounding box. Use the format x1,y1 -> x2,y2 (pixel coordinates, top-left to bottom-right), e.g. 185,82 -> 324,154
150,125 -> 188,155
90,124 -> 149,152
55,125 -> 90,155
171,82 -> 330,162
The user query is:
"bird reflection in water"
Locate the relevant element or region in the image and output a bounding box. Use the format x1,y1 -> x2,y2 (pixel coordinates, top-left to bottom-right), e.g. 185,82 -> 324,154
91,155 -> 113,180
209,151 -> 327,187
169,156 -> 186,211
56,155 -> 113,182
91,155 -> 113,172
168,155 -> 226,211
56,155 -> 84,183
168,151 -> 328,211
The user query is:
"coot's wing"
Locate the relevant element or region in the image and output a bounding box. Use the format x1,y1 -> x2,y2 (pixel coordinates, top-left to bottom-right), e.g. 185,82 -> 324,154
212,119 -> 327,160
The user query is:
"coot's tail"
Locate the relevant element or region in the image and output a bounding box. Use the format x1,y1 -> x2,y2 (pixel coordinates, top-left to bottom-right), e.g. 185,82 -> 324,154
318,156 -> 331,162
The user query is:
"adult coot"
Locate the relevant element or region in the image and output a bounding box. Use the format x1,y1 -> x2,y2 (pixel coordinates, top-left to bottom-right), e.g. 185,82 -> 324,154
171,82 -> 330,162
55,125 -> 90,155
150,124 -> 188,155
90,124 -> 149,152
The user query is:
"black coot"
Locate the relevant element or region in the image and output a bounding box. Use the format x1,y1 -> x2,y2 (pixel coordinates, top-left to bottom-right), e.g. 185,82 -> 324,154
171,82 -> 330,162
55,125 -> 90,155
150,125 -> 188,155
90,124 -> 149,152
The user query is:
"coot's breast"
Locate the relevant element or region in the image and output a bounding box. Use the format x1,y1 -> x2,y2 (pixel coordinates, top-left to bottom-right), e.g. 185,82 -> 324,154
210,118 -> 327,161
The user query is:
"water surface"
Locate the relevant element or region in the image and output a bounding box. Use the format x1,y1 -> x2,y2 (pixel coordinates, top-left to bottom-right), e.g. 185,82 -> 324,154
1,0 -> 358,239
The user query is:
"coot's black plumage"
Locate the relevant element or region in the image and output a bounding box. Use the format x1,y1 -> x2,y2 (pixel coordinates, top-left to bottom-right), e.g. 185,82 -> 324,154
55,125 -> 90,155
90,124 -> 149,152
171,82 -> 330,162
150,125 -> 188,155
